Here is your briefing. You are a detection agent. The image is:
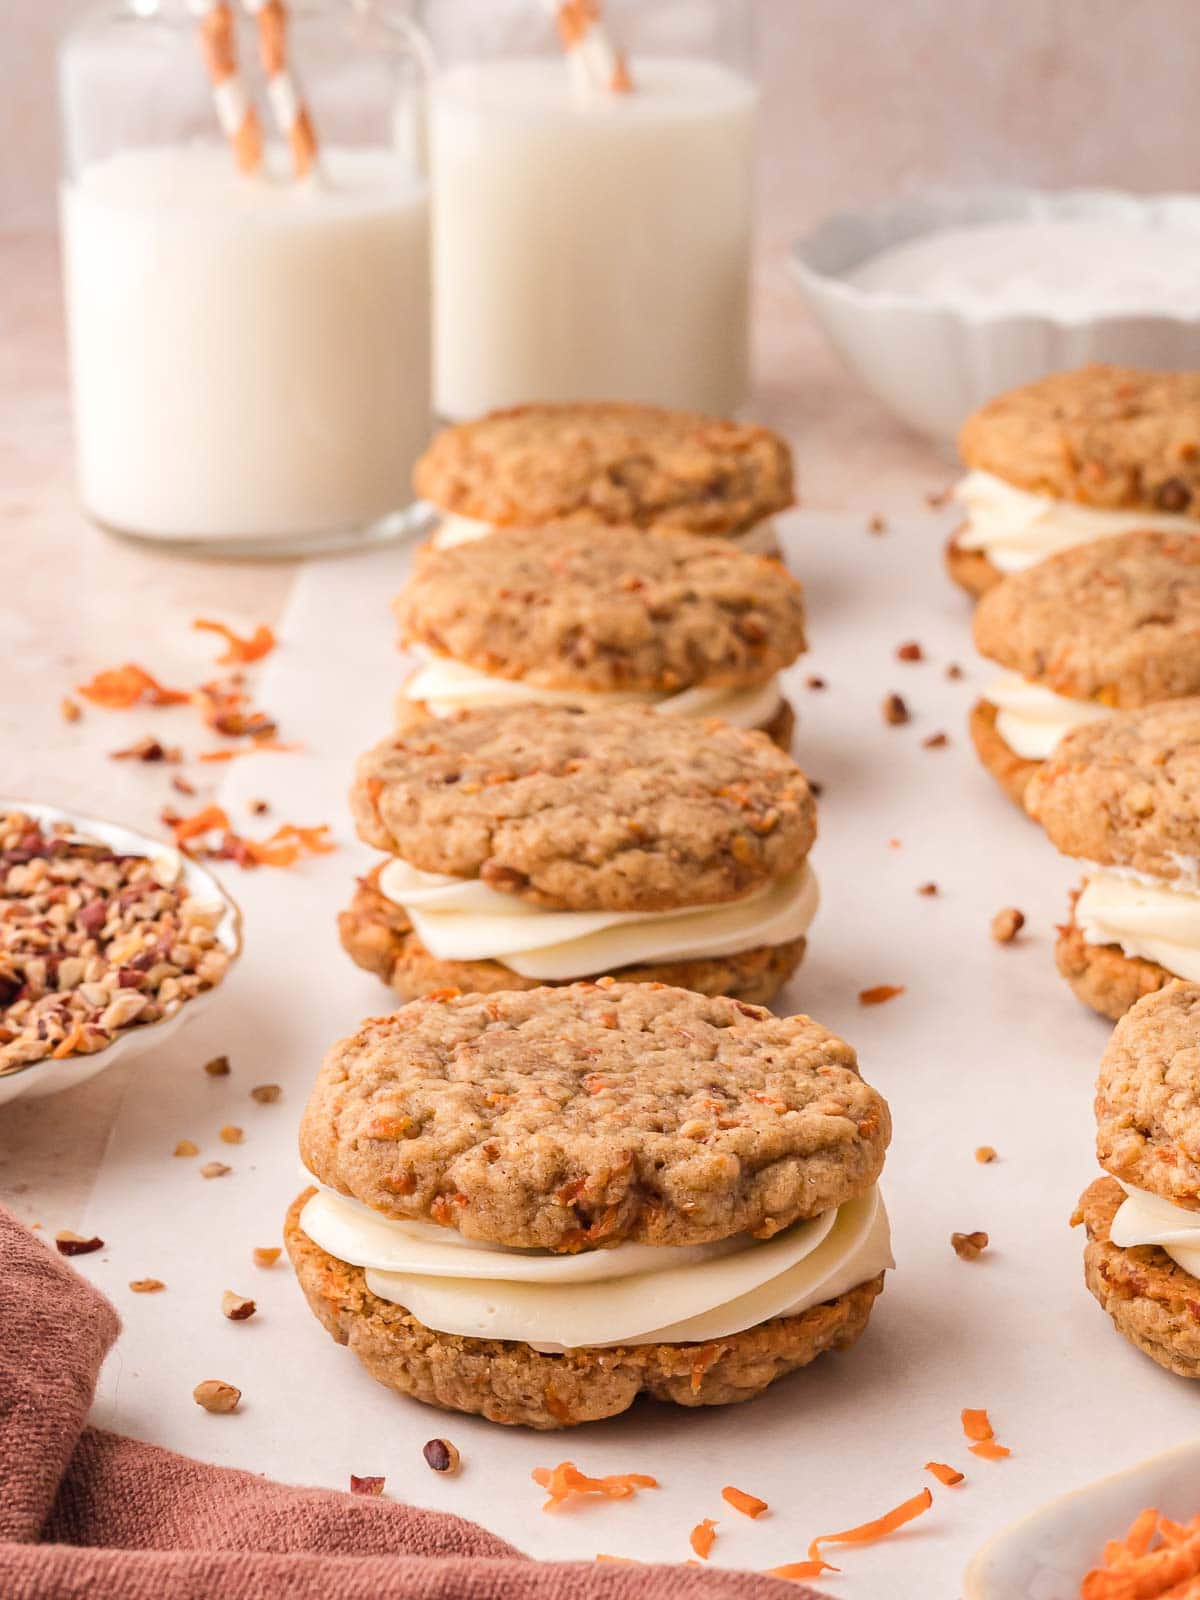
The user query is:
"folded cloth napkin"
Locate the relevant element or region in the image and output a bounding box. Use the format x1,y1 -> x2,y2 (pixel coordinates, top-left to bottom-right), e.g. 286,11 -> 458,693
0,1204 -> 826,1598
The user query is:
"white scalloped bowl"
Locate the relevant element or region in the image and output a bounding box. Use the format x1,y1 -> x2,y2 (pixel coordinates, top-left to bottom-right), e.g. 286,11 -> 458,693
0,801 -> 242,1106
965,1440 -> 1200,1600
790,187 -> 1200,444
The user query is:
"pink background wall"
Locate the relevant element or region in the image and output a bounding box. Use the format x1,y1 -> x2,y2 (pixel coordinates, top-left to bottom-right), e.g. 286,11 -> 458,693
3,0 -> 1194,232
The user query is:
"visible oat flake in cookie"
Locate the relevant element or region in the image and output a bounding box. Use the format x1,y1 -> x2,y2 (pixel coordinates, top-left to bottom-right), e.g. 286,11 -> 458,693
351,705 -> 815,911
397,526 -> 806,693
414,403 -> 795,537
299,982 -> 890,1251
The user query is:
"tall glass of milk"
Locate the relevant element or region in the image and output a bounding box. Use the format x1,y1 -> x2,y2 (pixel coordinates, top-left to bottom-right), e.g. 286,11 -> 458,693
59,1 -> 434,555
423,0 -> 757,420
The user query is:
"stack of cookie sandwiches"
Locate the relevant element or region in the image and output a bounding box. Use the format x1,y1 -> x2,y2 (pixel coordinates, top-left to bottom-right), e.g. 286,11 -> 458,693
414,401 -> 794,557
1078,981 -> 1200,1379
287,980 -> 893,1427
948,365 -> 1200,601
1027,701 -> 1200,1020
969,532 -> 1200,808
394,525 -> 805,749
340,705 -> 818,1005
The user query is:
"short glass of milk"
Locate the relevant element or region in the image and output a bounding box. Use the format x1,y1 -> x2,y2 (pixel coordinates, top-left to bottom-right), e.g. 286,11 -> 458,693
423,0 -> 757,421
59,0 -> 433,555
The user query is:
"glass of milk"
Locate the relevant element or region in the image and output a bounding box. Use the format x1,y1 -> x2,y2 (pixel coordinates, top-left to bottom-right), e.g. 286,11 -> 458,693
58,1 -> 434,555
423,0 -> 757,421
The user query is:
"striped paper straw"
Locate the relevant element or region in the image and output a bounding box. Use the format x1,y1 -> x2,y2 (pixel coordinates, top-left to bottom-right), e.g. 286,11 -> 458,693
192,0 -> 264,173
243,0 -> 319,180
545,0 -> 634,97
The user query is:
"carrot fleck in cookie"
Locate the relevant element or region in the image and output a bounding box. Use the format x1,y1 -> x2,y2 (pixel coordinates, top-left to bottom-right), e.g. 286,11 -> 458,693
947,366 -> 1200,600
341,705 -> 818,1006
394,525 -> 804,747
1026,701 -> 1200,1019
969,532 -> 1200,807
414,402 -> 794,553
288,980 -> 892,1426
1079,982 -> 1200,1378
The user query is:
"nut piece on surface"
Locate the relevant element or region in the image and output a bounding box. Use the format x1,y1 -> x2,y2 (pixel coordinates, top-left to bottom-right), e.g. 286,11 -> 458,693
917,882 -> 939,897
975,1146 -> 997,1164
200,1161 -> 231,1180
130,1278 -> 165,1293
219,1124 -> 244,1145
204,1055 -> 231,1077
990,907 -> 1025,944
882,693 -> 910,726
193,1379 -> 241,1413
221,1290 -> 257,1321
422,1438 -> 461,1475
55,1231 -> 104,1257
253,1246 -> 282,1268
896,641 -> 924,662
859,984 -> 905,1006
250,1083 -> 282,1104
350,1475 -> 386,1496
951,1230 -> 990,1261
174,1139 -> 199,1158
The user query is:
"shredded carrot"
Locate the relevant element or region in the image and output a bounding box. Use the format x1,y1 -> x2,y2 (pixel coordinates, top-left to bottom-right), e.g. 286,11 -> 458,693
690,1519 -> 717,1560
241,823 -> 334,867
925,1461 -> 965,1487
766,1561 -> 829,1581
859,984 -> 905,1006
595,1554 -> 640,1563
169,805 -> 231,848
961,1408 -> 993,1442
78,663 -> 190,710
193,618 -> 277,665
1080,1508 -> 1200,1600
970,1441 -> 1011,1461
961,1407 -> 1011,1459
804,1487 -> 934,1574
722,1484 -> 769,1519
197,739 -> 299,763
51,1022 -> 87,1059
532,1462 -> 658,1514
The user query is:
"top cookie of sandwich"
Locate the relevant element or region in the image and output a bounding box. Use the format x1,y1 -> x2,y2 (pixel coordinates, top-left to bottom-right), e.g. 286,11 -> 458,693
397,526 -> 806,692
351,705 -> 816,911
959,366 -> 1200,515
299,980 -> 891,1250
1025,700 -> 1200,879
973,531 -> 1200,705
1096,980 -> 1200,1208
413,403 -> 795,537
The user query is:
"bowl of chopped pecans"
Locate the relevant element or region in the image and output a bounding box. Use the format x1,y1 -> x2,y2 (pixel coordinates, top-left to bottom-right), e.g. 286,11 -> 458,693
0,803 -> 241,1105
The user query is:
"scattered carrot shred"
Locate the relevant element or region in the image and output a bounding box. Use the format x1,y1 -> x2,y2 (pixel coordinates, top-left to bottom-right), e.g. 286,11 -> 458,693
197,739 -> 300,763
722,1484 -> 769,1519
51,1022 -> 87,1059
766,1560 -> 830,1581
961,1407 -> 1011,1459
165,807 -> 332,869
169,805 -> 231,847
193,618 -> 277,665
925,1461 -> 965,1487
859,984 -> 905,1006
961,1408 -> 993,1442
594,1554 -> 639,1563
804,1487 -> 934,1574
532,1462 -> 658,1514
241,823 -> 334,867
690,1519 -> 718,1560
77,663 -> 191,710
1080,1507 -> 1200,1599
969,1441 -> 1011,1461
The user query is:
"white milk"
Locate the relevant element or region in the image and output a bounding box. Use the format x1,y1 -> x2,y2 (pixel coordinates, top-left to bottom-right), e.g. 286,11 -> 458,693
62,144 -> 431,546
431,57 -> 756,420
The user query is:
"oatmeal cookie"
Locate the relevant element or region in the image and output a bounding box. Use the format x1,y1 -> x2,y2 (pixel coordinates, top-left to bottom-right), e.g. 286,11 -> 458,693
397,526 -> 806,692
414,402 -> 795,537
945,531 -> 1003,600
968,699 -> 1040,810
338,867 -> 806,1007
1095,981 -> 1200,1204
351,706 -> 816,912
959,366 -> 1200,515
1056,915 -> 1173,1023
286,1189 -> 885,1428
298,981 -> 890,1250
1079,1176 -> 1200,1380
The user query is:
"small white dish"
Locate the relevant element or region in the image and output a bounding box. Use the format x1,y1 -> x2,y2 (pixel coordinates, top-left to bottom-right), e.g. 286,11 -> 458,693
965,1439 -> 1200,1600
0,801 -> 242,1106
790,186 -> 1200,444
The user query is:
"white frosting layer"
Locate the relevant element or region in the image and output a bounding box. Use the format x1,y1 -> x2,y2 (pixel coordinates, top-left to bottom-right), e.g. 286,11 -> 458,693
378,858 -> 819,980
954,470 -> 1191,573
404,651 -> 783,730
432,512 -> 780,555
1110,1183 -> 1200,1278
985,670 -> 1113,760
1076,871 -> 1200,983
299,1184 -> 892,1350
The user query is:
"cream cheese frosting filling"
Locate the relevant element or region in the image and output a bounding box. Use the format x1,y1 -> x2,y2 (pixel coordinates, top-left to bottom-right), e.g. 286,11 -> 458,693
403,651 -> 784,731
377,858 -> 819,980
984,670 -> 1113,760
954,470 -> 1192,573
1109,1183 -> 1200,1278
1075,871 -> 1200,983
431,511 -> 781,555
299,1184 -> 892,1350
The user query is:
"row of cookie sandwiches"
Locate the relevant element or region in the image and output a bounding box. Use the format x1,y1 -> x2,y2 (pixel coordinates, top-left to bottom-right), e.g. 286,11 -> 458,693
286,979 -> 893,1428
